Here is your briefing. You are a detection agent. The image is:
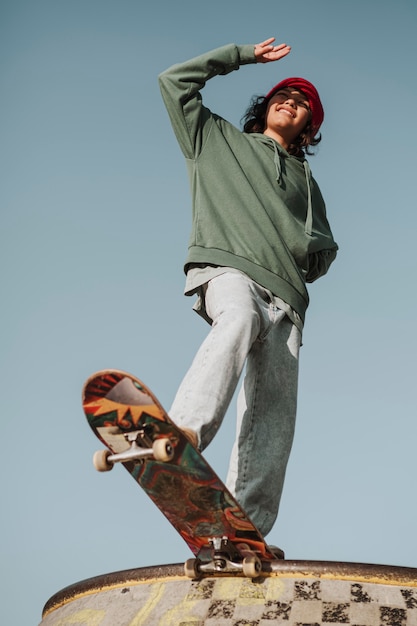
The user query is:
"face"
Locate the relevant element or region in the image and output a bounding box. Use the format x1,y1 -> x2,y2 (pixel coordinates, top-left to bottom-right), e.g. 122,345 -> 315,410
264,88 -> 311,145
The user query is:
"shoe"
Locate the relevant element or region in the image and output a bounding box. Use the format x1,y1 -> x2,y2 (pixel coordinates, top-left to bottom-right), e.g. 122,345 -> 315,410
180,427 -> 198,448
268,545 -> 285,560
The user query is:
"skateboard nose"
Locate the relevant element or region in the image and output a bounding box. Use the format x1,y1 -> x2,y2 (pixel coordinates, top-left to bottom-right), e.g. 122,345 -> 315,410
106,377 -> 154,405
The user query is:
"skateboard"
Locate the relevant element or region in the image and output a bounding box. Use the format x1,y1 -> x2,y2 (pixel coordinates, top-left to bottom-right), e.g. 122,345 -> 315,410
82,369 -> 282,578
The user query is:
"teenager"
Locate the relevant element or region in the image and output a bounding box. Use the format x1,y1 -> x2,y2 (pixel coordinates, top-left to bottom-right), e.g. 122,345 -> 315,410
158,37 -> 338,541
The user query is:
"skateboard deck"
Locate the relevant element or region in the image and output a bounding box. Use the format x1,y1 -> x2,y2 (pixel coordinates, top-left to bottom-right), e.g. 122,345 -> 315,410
82,369 -> 280,577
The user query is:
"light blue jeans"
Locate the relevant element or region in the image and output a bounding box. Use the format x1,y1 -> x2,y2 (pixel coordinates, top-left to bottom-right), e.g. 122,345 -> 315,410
169,272 -> 302,536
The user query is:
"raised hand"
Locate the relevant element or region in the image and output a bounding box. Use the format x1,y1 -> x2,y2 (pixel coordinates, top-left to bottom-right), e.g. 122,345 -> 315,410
254,37 -> 291,64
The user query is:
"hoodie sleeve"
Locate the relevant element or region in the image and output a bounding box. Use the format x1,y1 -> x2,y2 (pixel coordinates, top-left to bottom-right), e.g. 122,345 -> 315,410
304,177 -> 338,282
305,247 -> 338,283
158,44 -> 256,159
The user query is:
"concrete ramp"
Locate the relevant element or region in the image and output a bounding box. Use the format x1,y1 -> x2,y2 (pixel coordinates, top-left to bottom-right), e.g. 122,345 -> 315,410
40,561 -> 417,625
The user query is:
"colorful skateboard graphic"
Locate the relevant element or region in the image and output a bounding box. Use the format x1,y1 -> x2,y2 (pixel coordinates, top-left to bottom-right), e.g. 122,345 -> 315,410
82,369 -> 281,577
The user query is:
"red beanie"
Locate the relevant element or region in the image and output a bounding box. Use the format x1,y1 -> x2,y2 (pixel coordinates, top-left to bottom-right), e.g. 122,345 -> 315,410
265,77 -> 324,133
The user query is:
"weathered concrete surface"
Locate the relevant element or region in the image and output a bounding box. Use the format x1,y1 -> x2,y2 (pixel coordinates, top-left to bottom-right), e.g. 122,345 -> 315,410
40,561 -> 417,625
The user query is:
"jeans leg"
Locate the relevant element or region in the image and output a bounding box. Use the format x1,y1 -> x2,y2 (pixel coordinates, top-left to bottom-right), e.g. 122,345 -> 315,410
226,308 -> 301,537
169,272 -> 262,450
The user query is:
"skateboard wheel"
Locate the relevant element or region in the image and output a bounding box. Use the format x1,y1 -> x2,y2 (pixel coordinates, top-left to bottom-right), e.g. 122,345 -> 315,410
152,438 -> 174,462
93,449 -> 114,472
184,558 -> 200,579
242,555 -> 261,578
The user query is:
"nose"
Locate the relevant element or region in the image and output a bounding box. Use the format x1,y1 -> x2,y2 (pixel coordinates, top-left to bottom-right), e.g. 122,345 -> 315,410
285,97 -> 296,107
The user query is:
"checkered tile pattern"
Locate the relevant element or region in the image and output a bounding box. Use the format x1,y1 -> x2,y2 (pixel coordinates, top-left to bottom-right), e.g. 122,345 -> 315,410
181,576 -> 417,625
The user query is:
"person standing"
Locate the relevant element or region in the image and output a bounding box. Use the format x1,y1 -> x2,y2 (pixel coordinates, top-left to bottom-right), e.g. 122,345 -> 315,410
158,37 -> 338,541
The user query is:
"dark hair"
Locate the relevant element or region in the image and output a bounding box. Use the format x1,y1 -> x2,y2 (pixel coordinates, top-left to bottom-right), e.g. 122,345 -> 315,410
242,95 -> 321,158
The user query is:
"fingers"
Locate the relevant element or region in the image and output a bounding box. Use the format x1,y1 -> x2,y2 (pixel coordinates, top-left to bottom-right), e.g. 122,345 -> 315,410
255,37 -> 276,55
254,38 -> 291,63
258,37 -> 276,48
271,43 -> 292,57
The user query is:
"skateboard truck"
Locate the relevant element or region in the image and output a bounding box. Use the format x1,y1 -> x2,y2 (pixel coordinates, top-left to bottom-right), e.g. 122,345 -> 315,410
93,431 -> 174,472
184,536 -> 262,579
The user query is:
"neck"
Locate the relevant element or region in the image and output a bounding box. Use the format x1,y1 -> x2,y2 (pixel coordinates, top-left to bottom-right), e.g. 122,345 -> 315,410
263,129 -> 289,150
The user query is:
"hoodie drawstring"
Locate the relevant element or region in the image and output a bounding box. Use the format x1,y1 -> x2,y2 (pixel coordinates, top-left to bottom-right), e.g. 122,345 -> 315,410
268,137 -> 313,236
303,161 -> 313,236
272,140 -> 282,184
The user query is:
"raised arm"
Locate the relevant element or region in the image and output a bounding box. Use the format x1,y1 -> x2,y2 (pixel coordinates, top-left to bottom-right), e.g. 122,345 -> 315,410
158,43 -> 255,158
158,39 -> 291,158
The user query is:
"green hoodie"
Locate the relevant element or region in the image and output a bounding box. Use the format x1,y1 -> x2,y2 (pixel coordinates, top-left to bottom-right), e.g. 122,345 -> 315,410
158,44 -> 338,321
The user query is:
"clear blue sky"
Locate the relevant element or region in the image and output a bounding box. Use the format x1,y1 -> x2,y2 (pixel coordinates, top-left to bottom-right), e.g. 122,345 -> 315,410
2,1 -> 417,624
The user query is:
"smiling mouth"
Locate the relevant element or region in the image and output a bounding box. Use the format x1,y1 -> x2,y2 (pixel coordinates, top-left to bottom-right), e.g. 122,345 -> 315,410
278,107 -> 295,118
